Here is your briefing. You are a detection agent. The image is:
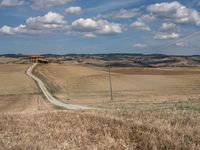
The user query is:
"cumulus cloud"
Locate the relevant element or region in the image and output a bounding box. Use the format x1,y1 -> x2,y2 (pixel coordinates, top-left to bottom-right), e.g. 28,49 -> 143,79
0,24 -> 46,35
0,25 -> 15,35
131,21 -> 151,31
0,24 -> 32,35
65,6 -> 82,15
71,18 -> 123,35
133,43 -> 147,48
0,11 -> 68,36
152,22 -> 180,40
160,23 -> 177,31
154,32 -> 180,40
96,20 -> 123,35
32,0 -> 73,9
131,1 -> 200,40
0,11 -> 124,37
100,8 -> 140,19
71,18 -> 97,32
26,11 -> 68,30
0,0 -> 25,7
138,14 -> 156,23
147,1 -> 200,26
130,14 -> 155,32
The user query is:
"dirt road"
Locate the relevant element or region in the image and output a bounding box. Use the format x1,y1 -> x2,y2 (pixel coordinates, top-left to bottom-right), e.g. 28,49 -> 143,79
26,63 -> 91,110
34,64 -> 200,108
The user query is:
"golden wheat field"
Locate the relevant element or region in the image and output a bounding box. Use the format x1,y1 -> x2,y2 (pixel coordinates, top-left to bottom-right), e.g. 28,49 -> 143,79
0,109 -> 200,149
0,64 -> 38,95
34,63 -> 200,108
0,63 -> 200,149
0,64 -> 52,112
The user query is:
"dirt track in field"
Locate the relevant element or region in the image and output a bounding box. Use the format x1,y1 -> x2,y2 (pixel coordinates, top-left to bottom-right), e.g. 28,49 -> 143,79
0,64 -> 53,112
34,63 -> 200,107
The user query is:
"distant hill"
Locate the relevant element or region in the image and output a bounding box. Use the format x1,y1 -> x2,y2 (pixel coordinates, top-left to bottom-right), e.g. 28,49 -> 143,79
1,53 -> 200,67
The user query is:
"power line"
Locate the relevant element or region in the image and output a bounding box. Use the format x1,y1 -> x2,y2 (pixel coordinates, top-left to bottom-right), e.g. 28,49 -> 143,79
155,30 -> 200,52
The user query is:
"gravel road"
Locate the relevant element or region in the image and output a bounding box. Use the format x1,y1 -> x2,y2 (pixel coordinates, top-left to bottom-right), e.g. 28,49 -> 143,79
26,63 -> 92,110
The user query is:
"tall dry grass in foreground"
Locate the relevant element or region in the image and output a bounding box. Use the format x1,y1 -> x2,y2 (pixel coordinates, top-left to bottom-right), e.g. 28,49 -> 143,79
0,109 -> 200,150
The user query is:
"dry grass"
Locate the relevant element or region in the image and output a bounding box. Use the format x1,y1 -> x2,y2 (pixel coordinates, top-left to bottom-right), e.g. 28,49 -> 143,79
0,64 -> 52,112
0,57 -> 19,64
34,63 -> 200,107
112,67 -> 200,75
34,63 -> 110,103
0,95 -> 53,113
0,109 -> 200,150
0,64 -> 39,95
0,63 -> 200,149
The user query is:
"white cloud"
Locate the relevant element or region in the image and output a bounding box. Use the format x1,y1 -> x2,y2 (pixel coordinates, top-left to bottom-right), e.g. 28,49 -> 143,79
131,21 -> 151,31
133,43 -> 147,48
65,6 -> 82,15
148,1 -> 200,26
0,11 -> 68,36
160,23 -> 177,31
0,25 -> 15,35
154,22 -> 179,40
71,18 -> 123,35
137,14 -> 156,22
130,14 -> 155,32
71,18 -> 98,32
0,13 -> 123,37
154,32 -> 180,40
0,24 -> 46,35
101,8 -> 140,19
26,11 -> 68,30
32,0 -> 73,9
0,0 -> 25,7
176,42 -> 188,47
96,19 -> 123,35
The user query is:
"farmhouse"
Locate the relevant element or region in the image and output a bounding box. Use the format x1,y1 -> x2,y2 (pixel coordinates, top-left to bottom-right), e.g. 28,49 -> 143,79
29,56 -> 48,63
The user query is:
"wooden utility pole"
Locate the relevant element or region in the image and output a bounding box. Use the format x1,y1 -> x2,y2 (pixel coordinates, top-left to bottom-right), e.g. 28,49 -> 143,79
108,64 -> 113,101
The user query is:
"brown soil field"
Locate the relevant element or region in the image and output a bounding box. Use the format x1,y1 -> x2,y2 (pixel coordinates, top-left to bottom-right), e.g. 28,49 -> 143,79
1,63 -> 200,149
0,109 -> 200,149
34,64 -> 200,108
0,64 -> 52,112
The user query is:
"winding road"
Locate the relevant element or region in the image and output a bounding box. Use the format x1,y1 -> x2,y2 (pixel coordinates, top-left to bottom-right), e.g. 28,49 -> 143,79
26,63 -> 91,110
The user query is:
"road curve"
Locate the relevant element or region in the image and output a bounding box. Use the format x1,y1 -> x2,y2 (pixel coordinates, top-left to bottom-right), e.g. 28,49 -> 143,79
26,63 -> 92,110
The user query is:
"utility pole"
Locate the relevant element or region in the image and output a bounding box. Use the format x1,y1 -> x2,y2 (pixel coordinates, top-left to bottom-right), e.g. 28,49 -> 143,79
108,63 -> 113,101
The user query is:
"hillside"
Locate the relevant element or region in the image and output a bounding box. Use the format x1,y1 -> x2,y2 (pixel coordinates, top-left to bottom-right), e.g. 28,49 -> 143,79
0,109 -> 200,150
1,53 -> 200,67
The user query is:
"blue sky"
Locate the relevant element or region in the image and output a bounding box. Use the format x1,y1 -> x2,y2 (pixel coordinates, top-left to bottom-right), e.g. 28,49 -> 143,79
0,0 -> 200,55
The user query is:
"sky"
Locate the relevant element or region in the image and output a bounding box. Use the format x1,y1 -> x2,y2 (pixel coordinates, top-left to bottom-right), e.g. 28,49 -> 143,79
0,0 -> 200,55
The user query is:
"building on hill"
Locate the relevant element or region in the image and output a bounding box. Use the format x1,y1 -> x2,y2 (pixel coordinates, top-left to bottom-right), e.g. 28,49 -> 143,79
29,56 -> 48,63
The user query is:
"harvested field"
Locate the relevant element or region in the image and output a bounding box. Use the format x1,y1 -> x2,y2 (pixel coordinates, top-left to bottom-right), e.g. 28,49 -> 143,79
1,63 -> 200,149
0,64 -> 38,95
0,64 -> 52,112
0,95 -> 52,112
34,64 -> 110,104
0,109 -> 200,149
34,64 -> 200,108
112,67 -> 200,75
